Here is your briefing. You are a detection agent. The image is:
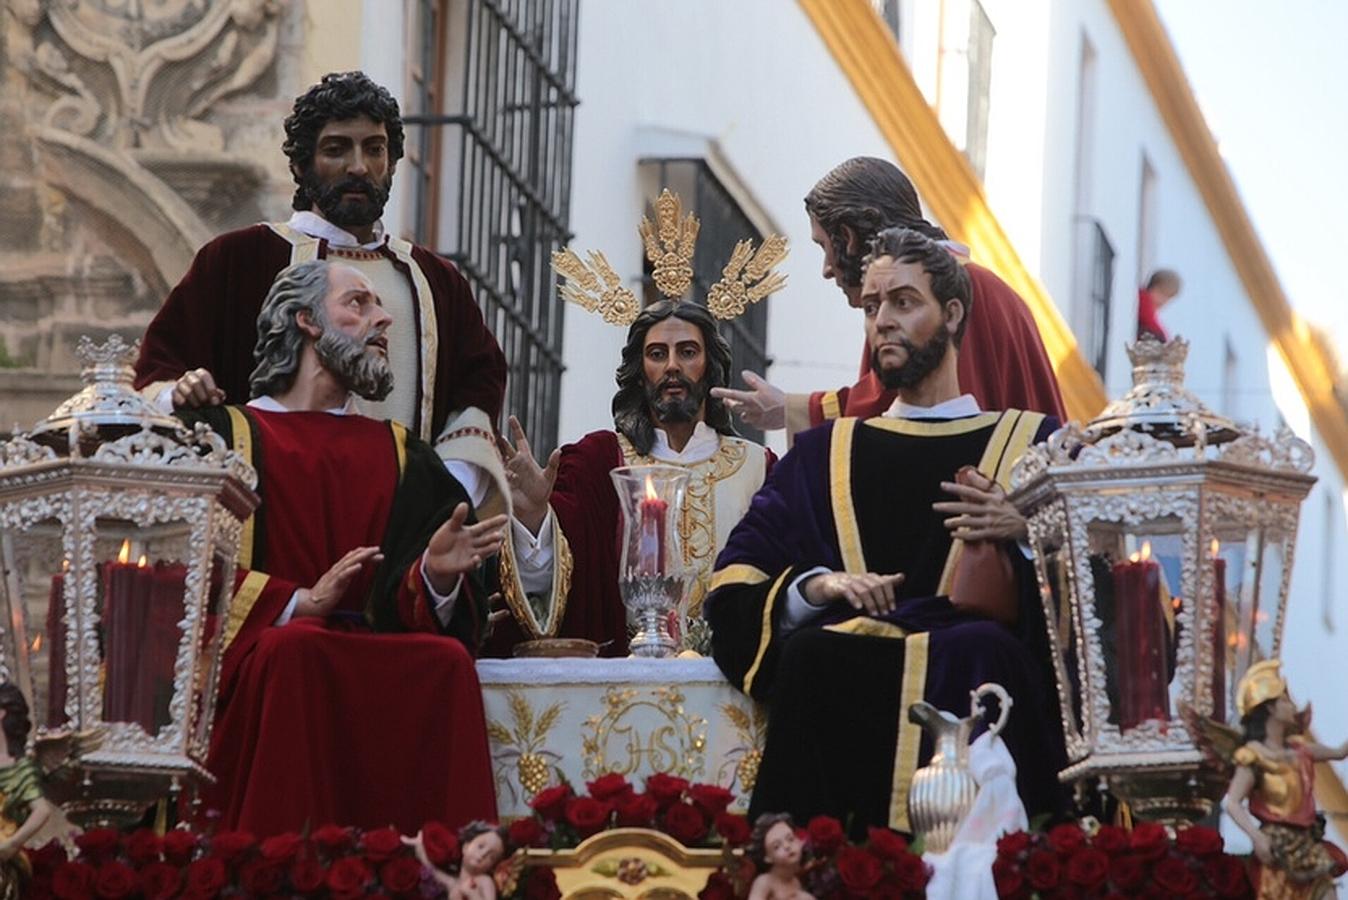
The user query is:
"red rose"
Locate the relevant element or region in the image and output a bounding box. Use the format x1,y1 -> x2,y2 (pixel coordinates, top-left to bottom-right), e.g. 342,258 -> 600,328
509,816 -> 547,848
715,812 -> 752,847
530,784 -> 574,822
1152,856 -> 1199,896
645,773 -> 690,807
239,859 -> 285,895
1066,848 -> 1110,889
1048,822 -> 1087,856
614,793 -> 659,828
208,829 -> 256,864
1204,855 -> 1253,899
892,852 -> 930,892
835,846 -> 883,893
524,866 -> 562,900
30,841 -> 69,876
586,772 -> 634,802
162,829 -> 199,865
1129,822 -> 1169,861
1092,825 -> 1128,854
996,831 -> 1033,859
1108,854 -> 1145,890
91,861 -> 135,900
992,857 -> 1027,899
53,861 -> 96,900
663,801 -> 709,845
138,862 -> 181,900
565,796 -> 614,837
419,821 -> 460,866
123,829 -> 163,867
805,815 -> 846,854
289,857 -> 327,893
184,858 -> 227,898
312,824 -> 354,854
326,857 -> 373,897
688,784 -> 735,817
699,871 -> 737,900
379,856 -> 424,893
866,826 -> 909,861
74,828 -> 121,862
1026,849 -> 1061,890
1176,825 -> 1224,858
361,827 -> 404,862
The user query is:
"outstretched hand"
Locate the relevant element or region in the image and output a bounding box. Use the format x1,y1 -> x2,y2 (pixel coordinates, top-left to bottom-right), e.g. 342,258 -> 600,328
499,415 -> 560,534
424,502 -> 507,595
710,370 -> 786,431
296,545 -> 385,618
933,466 -> 1028,542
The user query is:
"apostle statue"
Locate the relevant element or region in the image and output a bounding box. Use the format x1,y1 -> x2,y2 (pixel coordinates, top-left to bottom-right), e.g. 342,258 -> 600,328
706,227 -> 1066,835
136,71 -> 509,514
488,190 -> 782,654
180,259 -> 507,836
712,156 -> 1065,436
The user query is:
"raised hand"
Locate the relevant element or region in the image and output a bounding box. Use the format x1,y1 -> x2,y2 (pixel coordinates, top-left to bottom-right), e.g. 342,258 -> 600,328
802,571 -> 905,616
295,545 -> 385,617
499,415 -> 560,535
710,370 -> 786,431
933,466 -> 1028,542
172,367 -> 226,408
424,502 -> 508,595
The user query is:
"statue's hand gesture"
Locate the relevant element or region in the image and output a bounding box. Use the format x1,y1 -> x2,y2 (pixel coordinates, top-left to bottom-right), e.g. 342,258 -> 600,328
424,503 -> 508,595
933,466 -> 1028,542
296,545 -> 384,618
499,415 -> 560,535
710,370 -> 786,431
172,368 -> 225,408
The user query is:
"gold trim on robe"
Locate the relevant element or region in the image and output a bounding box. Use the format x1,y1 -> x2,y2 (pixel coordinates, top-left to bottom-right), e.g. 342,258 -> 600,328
889,631 -> 931,832
224,406 -> 256,569
743,570 -> 792,696
829,418 -> 865,573
222,571 -> 270,651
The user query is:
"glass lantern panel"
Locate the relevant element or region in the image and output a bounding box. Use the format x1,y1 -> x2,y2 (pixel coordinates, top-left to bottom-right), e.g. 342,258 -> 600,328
1036,540 -> 1083,743
94,517 -> 192,738
190,549 -> 236,757
1209,526 -> 1251,727
1086,516 -> 1185,732
0,517 -> 67,729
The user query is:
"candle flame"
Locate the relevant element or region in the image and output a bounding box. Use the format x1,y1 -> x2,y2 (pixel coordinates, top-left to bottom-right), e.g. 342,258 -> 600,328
61,559 -> 70,572
1140,541 -> 1152,562
1210,538 -> 1220,557
30,634 -> 41,653
644,474 -> 658,501
137,554 -> 148,569
117,539 -> 131,564
1172,596 -> 1182,611
1255,611 -> 1269,624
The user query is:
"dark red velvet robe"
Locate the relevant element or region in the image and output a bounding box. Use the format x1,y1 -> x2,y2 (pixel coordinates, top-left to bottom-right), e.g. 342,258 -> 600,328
136,225 -> 506,442
804,263 -> 1067,426
183,406 -> 496,835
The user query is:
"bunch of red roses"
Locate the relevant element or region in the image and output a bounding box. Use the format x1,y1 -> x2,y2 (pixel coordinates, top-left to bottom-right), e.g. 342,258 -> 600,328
23,820 -> 562,900
699,815 -> 929,900
521,772 -> 751,851
992,822 -> 1253,899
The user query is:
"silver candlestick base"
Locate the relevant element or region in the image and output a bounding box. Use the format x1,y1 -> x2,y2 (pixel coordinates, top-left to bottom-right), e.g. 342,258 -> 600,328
619,573 -> 685,658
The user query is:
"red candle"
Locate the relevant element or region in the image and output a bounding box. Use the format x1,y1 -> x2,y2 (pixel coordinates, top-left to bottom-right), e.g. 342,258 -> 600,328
1111,542 -> 1171,730
102,540 -> 154,728
144,562 -> 187,734
637,475 -> 668,576
46,570 -> 68,727
1211,542 -> 1228,723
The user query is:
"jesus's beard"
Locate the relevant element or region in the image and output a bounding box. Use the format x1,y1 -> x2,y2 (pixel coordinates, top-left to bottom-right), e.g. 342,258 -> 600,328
315,328 -> 395,401
645,374 -> 707,424
871,325 -> 951,390
303,169 -> 391,231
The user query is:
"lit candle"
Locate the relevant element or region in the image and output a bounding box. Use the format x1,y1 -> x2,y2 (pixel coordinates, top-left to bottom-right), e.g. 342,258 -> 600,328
636,475 -> 668,576
1210,539 -> 1227,723
102,540 -> 154,728
1111,542 -> 1171,730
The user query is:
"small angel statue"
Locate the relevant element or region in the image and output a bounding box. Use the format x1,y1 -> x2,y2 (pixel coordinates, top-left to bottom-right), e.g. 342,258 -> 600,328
405,821 -> 514,900
0,683 -> 68,898
746,813 -> 815,900
1184,659 -> 1348,899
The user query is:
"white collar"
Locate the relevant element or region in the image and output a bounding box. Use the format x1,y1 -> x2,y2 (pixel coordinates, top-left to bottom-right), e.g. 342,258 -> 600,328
648,421 -> 720,464
247,394 -> 359,416
883,393 -> 981,420
287,211 -> 386,250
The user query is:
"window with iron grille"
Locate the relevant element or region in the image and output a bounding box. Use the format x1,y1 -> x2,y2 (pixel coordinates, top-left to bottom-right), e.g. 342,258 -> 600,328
1078,217 -> 1116,379
404,0 -> 580,453
638,159 -> 773,445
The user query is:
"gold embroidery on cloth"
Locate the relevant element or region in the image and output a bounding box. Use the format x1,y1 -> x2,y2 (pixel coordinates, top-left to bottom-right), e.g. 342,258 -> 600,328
486,689 -> 565,805
718,701 -> 768,794
617,435 -> 748,617
581,686 -> 708,780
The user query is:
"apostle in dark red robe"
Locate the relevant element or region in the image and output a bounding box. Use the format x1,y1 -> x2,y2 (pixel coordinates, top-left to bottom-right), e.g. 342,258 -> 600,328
181,258 -> 507,836
137,72 -> 509,515
487,301 -> 773,656
712,157 -> 1065,435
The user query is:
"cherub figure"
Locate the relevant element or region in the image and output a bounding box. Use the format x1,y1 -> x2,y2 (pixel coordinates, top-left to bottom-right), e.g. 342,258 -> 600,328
405,821 -> 510,900
747,813 -> 815,900
1185,659 -> 1348,899
0,684 -> 58,899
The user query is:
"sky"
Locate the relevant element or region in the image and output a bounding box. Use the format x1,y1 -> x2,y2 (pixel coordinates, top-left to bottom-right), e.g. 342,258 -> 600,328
1155,0 -> 1348,361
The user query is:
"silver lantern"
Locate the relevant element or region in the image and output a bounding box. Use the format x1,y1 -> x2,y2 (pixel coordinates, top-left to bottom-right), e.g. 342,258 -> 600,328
0,336 -> 257,825
1009,336 -> 1315,823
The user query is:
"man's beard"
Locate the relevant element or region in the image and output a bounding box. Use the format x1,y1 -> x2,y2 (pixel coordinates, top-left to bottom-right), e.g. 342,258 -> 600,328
645,374 -> 707,424
871,325 -> 951,390
314,327 -> 395,401
302,168 -> 391,230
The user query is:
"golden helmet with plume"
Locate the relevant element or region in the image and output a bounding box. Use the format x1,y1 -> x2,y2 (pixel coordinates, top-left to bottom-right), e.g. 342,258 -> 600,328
550,189 -> 789,325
